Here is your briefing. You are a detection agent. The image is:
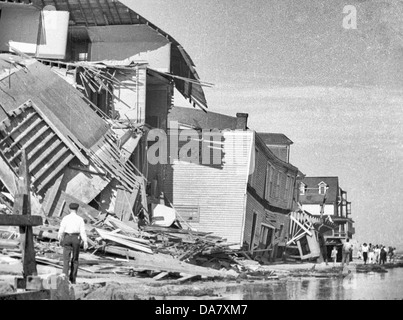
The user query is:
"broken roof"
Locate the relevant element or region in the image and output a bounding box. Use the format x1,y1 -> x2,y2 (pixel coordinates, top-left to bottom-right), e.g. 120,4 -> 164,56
0,54 -> 109,149
33,0 -> 208,110
0,54 -> 143,195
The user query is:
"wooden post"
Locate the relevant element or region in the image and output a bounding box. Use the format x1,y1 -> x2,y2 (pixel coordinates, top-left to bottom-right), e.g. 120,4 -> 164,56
15,149 -> 38,277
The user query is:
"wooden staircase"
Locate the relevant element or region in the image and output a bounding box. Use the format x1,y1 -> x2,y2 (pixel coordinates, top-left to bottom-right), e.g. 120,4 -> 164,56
0,102 -> 75,194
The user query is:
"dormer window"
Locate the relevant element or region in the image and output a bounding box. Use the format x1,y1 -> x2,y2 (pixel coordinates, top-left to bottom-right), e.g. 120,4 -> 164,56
318,182 -> 327,195
299,182 -> 306,195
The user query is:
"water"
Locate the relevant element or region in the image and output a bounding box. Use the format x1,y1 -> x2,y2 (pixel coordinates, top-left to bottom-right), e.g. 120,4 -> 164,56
223,268 -> 403,300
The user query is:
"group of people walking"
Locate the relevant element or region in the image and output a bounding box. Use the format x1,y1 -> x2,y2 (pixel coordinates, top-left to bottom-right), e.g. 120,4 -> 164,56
360,243 -> 396,265
327,240 -> 398,268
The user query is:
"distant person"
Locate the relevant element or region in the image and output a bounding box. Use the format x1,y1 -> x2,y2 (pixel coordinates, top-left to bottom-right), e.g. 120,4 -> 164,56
374,245 -> 380,264
388,247 -> 394,263
362,243 -> 368,265
58,203 -> 88,284
392,248 -> 397,263
331,246 -> 338,267
380,246 -> 387,265
341,239 -> 353,268
368,244 -> 374,264
357,246 -> 362,260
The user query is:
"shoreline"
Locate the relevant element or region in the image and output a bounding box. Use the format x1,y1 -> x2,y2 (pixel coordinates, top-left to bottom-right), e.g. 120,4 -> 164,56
3,258 -> 402,300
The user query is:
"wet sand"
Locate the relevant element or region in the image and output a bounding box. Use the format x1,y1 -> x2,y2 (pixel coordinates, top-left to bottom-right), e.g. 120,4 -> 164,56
1,258 -> 402,300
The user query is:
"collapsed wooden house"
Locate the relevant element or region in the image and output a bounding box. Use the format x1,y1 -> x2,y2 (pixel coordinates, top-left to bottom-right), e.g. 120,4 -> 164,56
287,210 -> 337,261
0,0 -> 211,224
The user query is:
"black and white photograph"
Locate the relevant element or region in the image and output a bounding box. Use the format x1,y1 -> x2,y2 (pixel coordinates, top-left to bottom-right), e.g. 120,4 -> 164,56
0,0 -> 402,305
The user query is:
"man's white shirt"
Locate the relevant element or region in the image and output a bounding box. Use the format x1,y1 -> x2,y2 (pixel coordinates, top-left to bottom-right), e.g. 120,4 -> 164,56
58,212 -> 88,243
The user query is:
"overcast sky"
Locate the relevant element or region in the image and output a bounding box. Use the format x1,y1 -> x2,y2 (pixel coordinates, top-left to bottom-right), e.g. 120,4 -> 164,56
123,0 -> 403,248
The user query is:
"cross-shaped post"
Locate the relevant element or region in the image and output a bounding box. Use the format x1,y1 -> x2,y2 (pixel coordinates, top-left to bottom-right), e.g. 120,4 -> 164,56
0,149 -> 42,278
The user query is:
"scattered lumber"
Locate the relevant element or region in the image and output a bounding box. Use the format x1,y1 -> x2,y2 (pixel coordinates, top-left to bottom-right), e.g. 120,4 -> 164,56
95,228 -> 153,254
0,239 -> 20,249
1,203 -> 283,282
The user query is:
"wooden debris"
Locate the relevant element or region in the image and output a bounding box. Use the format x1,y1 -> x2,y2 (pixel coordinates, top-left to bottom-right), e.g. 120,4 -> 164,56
153,271 -> 170,280
95,228 -> 153,254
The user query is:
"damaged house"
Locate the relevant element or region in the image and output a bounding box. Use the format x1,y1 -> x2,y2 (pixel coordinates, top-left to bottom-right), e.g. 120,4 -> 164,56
161,107 -> 301,262
298,177 -> 355,261
0,0 -> 210,225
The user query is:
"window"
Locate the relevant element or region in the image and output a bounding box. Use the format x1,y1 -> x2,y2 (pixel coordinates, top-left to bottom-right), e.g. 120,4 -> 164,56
288,177 -> 295,205
275,171 -> 281,198
175,205 -> 200,223
265,164 -> 274,200
285,175 -> 292,202
318,182 -> 327,195
340,224 -> 345,233
278,224 -> 284,239
250,212 -> 258,251
299,182 -> 306,195
250,148 -> 259,188
268,166 -> 274,198
280,173 -> 287,200
263,163 -> 269,199
259,224 -> 274,248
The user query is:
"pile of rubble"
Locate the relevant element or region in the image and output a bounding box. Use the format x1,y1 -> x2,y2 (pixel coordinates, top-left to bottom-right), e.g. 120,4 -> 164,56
0,212 -> 277,282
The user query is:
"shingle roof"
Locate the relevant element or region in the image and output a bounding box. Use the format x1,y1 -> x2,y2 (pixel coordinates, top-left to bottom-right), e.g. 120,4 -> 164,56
300,176 -> 339,203
257,133 -> 293,146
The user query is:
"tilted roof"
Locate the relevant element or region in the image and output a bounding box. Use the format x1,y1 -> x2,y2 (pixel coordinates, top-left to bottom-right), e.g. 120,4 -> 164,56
257,133 -> 294,146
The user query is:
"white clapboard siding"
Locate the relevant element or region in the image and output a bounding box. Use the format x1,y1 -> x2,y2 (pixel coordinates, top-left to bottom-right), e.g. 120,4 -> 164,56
165,131 -> 253,245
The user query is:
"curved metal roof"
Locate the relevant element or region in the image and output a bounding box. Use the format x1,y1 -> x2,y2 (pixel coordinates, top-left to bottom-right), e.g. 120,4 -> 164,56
0,0 -> 208,110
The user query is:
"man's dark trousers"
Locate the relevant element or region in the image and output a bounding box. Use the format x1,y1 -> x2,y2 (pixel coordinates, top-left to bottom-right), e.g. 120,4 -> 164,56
62,234 -> 80,284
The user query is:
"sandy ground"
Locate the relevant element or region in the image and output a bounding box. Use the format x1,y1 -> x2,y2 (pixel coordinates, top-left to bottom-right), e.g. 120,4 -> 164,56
1,257 -> 401,300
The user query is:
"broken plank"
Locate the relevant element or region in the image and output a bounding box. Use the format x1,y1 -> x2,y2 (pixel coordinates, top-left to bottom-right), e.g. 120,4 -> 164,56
0,215 -> 43,227
176,274 -> 201,283
95,228 -> 153,254
0,239 -> 20,249
56,200 -> 66,218
105,216 -> 140,236
42,174 -> 64,217
105,231 -> 150,245
153,271 -> 169,280
0,290 -> 50,300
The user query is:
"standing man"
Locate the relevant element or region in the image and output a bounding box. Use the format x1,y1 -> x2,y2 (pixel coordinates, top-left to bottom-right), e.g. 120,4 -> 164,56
58,203 -> 88,284
379,246 -> 387,265
362,243 -> 369,265
331,246 -> 338,267
341,238 -> 353,268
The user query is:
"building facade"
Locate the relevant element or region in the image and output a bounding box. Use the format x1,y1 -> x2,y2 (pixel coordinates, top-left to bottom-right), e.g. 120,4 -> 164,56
162,107 -> 300,261
298,177 -> 355,260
